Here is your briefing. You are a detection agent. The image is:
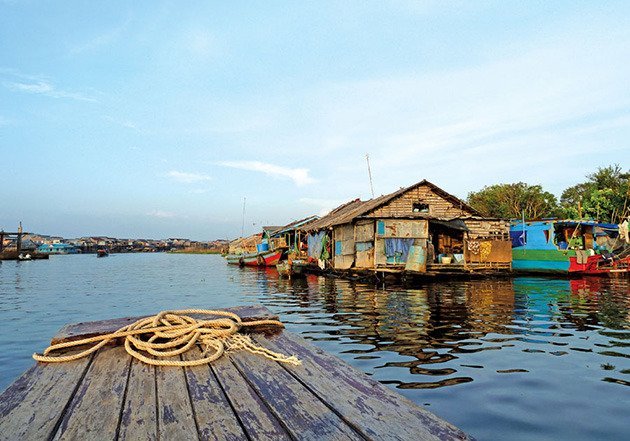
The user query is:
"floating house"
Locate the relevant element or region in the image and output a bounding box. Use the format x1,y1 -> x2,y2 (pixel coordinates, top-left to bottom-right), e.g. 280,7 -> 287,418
299,180 -> 512,275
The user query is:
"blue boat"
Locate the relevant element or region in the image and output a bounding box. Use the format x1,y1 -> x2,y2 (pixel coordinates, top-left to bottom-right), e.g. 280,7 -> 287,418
36,243 -> 81,255
510,219 -> 628,274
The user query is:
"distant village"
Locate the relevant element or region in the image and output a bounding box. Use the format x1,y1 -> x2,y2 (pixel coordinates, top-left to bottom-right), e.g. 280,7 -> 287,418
1,232 -> 229,254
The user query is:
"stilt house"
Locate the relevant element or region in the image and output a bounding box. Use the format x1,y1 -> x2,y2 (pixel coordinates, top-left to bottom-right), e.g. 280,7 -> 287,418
300,180 -> 511,273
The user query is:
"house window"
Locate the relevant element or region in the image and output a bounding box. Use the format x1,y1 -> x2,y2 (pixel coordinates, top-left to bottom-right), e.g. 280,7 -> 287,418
412,202 -> 430,213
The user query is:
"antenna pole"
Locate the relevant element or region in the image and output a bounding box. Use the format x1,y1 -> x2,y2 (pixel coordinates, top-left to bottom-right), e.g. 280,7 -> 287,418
241,197 -> 246,238
366,153 -> 375,198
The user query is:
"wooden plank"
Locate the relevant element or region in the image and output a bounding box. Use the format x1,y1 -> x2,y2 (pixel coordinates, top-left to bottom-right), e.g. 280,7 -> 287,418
53,346 -> 131,440
211,355 -> 290,440
254,332 -> 471,441
52,305 -> 278,345
118,358 -> 157,440
229,348 -> 362,440
156,357 -> 198,440
181,347 -> 246,440
0,355 -> 92,441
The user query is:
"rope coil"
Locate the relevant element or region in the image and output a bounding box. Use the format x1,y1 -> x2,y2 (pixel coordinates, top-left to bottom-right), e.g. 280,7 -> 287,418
33,309 -> 301,367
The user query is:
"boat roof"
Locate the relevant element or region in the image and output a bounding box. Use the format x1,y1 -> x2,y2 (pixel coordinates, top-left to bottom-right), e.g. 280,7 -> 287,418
510,219 -> 618,229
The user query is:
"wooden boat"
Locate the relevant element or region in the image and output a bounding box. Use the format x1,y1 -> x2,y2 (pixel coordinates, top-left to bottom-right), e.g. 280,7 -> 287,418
0,305 -> 470,440
291,259 -> 307,275
225,248 -> 283,267
510,219 -> 630,275
276,261 -> 292,278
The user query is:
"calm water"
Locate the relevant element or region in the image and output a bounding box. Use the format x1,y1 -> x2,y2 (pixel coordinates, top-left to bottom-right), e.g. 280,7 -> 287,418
1,254 -> 628,440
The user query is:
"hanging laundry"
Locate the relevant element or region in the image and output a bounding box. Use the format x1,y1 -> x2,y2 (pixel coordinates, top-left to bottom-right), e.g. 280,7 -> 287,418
509,231 -> 527,247
480,242 -> 492,260
307,231 -> 325,259
384,238 -> 414,262
467,241 -> 480,255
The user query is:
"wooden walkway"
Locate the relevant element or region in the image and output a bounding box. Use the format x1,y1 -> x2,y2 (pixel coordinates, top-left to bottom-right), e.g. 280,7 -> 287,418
0,306 -> 470,440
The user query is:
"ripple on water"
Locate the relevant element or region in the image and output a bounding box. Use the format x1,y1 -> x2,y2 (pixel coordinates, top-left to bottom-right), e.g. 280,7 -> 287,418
1,256 -> 629,441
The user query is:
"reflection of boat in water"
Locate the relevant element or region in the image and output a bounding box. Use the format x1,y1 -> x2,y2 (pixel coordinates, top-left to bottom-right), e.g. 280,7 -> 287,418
510,219 -> 630,275
96,249 -> 109,257
276,261 -> 292,278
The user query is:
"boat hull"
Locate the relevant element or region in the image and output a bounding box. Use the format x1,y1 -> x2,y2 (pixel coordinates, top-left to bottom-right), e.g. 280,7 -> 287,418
225,249 -> 283,267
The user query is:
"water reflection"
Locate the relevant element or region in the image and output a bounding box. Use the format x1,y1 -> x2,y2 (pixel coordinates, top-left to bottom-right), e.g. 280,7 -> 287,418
254,275 -> 629,390
1,255 -> 628,440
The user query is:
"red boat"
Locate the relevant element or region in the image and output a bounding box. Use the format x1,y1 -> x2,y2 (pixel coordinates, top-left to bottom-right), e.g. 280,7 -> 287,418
225,249 -> 283,267
569,253 -> 630,275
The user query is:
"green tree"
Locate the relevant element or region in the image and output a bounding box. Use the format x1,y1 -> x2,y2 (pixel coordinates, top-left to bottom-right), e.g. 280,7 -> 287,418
467,182 -> 560,219
560,165 -> 630,222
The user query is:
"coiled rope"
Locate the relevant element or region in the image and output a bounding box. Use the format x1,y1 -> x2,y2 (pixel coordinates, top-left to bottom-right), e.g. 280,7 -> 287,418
33,309 -> 301,367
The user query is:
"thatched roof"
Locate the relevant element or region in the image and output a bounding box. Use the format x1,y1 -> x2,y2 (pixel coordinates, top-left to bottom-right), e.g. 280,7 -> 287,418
300,179 -> 481,231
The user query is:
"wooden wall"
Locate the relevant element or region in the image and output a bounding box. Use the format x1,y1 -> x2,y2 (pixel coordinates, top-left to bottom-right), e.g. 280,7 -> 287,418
463,220 -> 510,239
374,219 -> 428,267
464,239 -> 512,265
333,223 -> 355,269
367,185 -> 473,219
354,220 -> 375,269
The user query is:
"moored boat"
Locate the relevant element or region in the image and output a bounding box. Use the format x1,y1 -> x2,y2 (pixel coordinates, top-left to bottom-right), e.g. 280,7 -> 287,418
36,243 -> 81,255
96,249 -> 109,257
510,219 -> 630,275
225,248 -> 283,267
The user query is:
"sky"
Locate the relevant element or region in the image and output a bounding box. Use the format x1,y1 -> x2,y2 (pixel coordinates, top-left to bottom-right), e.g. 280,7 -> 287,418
1,1 -> 629,240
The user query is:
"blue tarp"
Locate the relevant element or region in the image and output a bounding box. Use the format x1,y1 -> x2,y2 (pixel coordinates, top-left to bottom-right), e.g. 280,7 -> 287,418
307,231 -> 326,259
384,238 -> 414,262
510,230 -> 527,248
356,241 -> 373,252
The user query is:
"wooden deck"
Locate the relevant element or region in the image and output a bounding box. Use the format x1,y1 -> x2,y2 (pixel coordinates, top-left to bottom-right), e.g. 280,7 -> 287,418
0,306 -> 470,440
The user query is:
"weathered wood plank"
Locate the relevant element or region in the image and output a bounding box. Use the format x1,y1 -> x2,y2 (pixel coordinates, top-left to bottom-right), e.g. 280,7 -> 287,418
0,355 -> 91,441
156,357 -> 198,440
118,358 -> 157,440
254,333 -> 471,441
181,347 -> 246,440
230,349 -> 362,440
52,346 -> 131,440
52,305 -> 278,345
211,355 -> 290,440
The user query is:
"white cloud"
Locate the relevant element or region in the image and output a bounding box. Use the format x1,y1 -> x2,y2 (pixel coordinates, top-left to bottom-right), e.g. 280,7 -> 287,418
146,210 -> 176,219
218,161 -> 316,186
3,79 -> 97,102
165,170 -> 212,184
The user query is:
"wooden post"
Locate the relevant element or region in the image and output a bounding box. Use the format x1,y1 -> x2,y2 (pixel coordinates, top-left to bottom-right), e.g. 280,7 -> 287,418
17,222 -> 23,255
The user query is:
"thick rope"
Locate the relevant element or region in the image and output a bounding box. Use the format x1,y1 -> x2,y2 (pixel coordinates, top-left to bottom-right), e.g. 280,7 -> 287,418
33,309 -> 301,367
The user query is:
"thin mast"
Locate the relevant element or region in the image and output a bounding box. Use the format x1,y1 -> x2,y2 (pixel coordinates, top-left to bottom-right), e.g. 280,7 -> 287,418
366,153 -> 375,199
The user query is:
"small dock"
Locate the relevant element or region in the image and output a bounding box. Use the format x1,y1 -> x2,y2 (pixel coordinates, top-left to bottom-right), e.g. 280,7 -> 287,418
0,306 -> 470,440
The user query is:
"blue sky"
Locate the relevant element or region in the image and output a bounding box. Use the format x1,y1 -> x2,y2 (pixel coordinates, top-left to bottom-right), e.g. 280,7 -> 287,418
1,1 -> 629,240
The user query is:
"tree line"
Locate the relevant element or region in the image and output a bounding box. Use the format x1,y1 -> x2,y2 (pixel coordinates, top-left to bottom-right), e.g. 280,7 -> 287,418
466,164 -> 630,223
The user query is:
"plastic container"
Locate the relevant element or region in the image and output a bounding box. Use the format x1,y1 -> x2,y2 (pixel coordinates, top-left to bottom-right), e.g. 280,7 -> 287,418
257,243 -> 269,253
441,256 -> 452,264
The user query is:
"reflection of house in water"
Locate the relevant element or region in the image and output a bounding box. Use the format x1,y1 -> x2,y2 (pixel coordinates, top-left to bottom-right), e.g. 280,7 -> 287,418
300,180 -> 512,277
299,279 -> 518,369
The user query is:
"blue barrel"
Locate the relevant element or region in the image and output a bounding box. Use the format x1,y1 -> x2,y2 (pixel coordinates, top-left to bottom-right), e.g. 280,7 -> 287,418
257,243 -> 269,253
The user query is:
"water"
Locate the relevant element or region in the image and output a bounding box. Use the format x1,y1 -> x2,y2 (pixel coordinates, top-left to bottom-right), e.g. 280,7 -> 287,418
1,254 -> 628,440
